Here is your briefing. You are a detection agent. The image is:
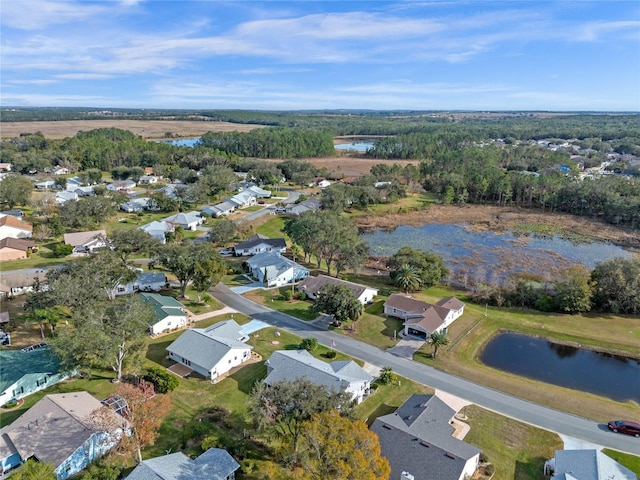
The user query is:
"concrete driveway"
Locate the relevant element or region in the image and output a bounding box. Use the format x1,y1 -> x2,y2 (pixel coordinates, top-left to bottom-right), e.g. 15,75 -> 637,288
386,337 -> 425,359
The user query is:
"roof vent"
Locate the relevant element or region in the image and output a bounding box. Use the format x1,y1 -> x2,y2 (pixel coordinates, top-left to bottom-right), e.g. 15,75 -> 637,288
445,452 -> 456,459
419,441 -> 430,448
401,473 -> 415,480
382,424 -> 393,430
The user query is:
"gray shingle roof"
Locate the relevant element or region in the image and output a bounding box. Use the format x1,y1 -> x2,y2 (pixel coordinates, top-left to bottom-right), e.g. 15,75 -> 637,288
234,236 -> 286,251
126,448 -> 240,480
553,449 -> 637,480
298,274 -> 377,301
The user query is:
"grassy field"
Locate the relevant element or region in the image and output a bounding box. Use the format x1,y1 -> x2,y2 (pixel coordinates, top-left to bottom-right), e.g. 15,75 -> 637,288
244,287 -> 318,321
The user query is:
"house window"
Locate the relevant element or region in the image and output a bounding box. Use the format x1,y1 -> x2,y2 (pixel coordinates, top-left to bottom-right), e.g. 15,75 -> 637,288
228,359 -> 231,363
234,356 -> 237,361
117,287 -> 125,292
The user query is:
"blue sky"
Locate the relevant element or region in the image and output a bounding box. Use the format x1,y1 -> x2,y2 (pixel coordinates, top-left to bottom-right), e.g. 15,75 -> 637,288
1,1 -> 639,111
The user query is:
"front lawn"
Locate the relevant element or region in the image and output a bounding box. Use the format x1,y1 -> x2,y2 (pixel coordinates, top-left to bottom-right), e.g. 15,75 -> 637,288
160,285 -> 223,314
243,288 -> 318,321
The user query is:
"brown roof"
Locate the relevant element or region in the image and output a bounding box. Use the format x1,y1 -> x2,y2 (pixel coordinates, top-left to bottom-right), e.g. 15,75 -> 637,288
436,297 -> 465,311
63,229 -> 106,247
0,215 -> 32,232
0,392 -> 122,468
403,305 -> 451,333
0,237 -> 35,252
298,274 -> 377,300
0,271 -> 47,292
385,294 -> 455,332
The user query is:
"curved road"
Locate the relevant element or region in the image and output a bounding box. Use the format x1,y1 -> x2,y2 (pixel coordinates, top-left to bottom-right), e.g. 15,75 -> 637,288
211,283 -> 640,456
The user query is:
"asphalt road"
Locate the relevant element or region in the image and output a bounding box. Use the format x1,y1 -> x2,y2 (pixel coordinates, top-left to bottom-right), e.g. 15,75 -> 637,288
211,283 -> 640,456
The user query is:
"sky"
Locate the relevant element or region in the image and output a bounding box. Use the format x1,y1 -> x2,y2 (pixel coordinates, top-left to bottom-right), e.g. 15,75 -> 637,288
1,0 -> 639,111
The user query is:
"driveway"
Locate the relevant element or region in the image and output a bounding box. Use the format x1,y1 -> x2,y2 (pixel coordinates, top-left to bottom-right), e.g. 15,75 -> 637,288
230,281 -> 265,294
386,337 -> 425,359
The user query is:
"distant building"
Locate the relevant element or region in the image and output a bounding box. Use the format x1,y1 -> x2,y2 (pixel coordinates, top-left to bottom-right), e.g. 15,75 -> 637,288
0,215 -> 32,240
0,238 -> 35,261
63,230 -> 107,254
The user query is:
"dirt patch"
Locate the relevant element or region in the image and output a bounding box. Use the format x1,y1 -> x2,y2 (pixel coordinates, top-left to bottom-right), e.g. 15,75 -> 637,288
353,204 -> 640,250
0,120 -> 264,140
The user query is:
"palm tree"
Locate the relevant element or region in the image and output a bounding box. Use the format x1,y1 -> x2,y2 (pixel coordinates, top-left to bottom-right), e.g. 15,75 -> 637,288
393,264 -> 421,293
430,330 -> 450,359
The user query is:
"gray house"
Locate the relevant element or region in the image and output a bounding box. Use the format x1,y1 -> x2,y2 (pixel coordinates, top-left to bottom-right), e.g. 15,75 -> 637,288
371,394 -> 481,480
264,350 -> 373,404
544,449 -> 637,479
245,252 -> 309,287
233,234 -> 286,256
0,392 -> 123,480
126,448 -> 240,480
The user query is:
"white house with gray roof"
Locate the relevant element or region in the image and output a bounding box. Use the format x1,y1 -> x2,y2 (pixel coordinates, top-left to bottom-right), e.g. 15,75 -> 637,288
298,274 -> 378,305
245,251 -> 309,287
166,320 -> 252,383
233,234 -> 286,256
544,449 -> 637,480
139,220 -> 174,244
371,394 -> 481,480
264,350 -> 373,404
126,448 -> 239,480
163,211 -> 204,231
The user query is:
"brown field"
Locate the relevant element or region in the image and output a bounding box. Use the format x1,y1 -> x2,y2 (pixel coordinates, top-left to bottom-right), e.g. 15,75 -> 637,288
0,119 -> 264,140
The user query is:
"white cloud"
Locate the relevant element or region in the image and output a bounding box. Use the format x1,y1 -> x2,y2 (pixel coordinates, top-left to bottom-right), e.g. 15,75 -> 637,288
0,0 -> 108,30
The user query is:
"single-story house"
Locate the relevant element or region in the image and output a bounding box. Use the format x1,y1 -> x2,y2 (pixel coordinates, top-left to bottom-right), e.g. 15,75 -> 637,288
298,274 -> 378,305
233,234 -> 286,256
0,210 -> 24,221
371,394 -> 481,480
120,197 -> 155,213
245,252 -> 310,287
126,448 -> 240,480
0,347 -> 70,407
55,190 -> 79,205
316,179 -> 331,188
201,201 -> 236,218
0,271 -> 48,299
35,180 -> 56,190
227,191 -> 256,208
544,449 -> 637,479
140,293 -> 187,335
166,320 -> 253,383
243,185 -> 271,198
106,179 -> 136,192
162,183 -> 188,198
285,198 -> 322,216
0,238 -> 35,261
64,176 -> 83,190
138,175 -> 159,184
53,167 -> 70,175
264,349 -> 373,404
63,230 -> 107,254
115,272 -> 167,296
139,220 -> 174,244
0,215 -> 32,239
0,163 -> 12,172
0,391 -> 123,480
71,186 -> 95,197
384,294 -> 465,339
164,211 -> 204,231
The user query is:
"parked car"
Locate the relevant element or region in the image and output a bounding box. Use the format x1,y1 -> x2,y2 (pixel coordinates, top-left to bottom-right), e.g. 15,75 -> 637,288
608,420 -> 640,437
219,248 -> 234,256
275,207 -> 287,213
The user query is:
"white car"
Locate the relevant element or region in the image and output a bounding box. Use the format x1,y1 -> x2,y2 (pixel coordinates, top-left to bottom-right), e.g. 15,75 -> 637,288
219,248 -> 234,256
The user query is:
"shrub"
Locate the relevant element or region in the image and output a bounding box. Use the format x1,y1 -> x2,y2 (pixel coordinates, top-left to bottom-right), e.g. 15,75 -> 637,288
484,464 -> 495,476
2,400 -> 18,409
297,291 -> 307,301
324,350 -> 337,359
479,452 -> 488,463
144,365 -> 180,394
299,337 -> 318,352
51,243 -> 73,257
281,289 -> 293,301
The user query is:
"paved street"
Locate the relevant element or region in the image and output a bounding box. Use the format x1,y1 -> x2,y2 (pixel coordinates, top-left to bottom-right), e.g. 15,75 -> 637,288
211,283 -> 640,456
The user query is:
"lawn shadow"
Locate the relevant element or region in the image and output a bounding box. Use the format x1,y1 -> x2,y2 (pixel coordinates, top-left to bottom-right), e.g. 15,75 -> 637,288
381,316 -> 403,338
147,340 -> 173,366
231,363 -> 267,395
365,403 -> 398,427
514,458 -> 547,480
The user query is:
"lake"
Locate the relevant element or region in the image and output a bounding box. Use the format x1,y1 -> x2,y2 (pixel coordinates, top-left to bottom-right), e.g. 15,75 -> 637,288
361,224 -> 635,285
334,142 -> 374,152
161,138 -> 201,147
480,332 -> 640,403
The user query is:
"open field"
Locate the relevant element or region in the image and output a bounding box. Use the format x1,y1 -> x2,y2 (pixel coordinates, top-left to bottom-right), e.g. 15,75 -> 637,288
0,120 -> 264,140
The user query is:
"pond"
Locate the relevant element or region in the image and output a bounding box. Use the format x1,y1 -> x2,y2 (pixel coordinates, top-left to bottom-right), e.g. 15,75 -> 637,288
361,224 -> 635,285
334,142 -> 374,152
480,332 -> 640,403
160,138 -> 201,147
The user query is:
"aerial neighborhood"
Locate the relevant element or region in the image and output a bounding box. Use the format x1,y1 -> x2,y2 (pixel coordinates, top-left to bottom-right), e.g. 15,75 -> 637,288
0,109 -> 638,480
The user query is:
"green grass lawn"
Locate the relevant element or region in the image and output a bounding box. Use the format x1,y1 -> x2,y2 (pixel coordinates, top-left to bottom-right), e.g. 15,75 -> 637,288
254,216 -> 287,239
244,288 -> 318,321
603,449 -> 640,475
160,285 -> 222,314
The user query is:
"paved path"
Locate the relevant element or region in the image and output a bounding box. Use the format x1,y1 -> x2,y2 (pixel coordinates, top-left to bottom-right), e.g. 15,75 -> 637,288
210,283 -> 640,456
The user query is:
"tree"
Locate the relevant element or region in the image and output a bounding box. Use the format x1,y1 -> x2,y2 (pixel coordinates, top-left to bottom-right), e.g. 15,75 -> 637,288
334,239 -> 369,278
78,460 -> 122,480
247,379 -> 355,454
553,266 -> 593,313
311,284 -> 363,324
95,381 -> 171,464
378,366 -> 396,385
430,330 -> 450,358
294,411 -> 390,480
50,296 -> 153,382
9,459 -> 56,480
0,174 -> 33,208
387,246 -> 448,289
393,263 -> 422,293
207,218 -> 237,245
591,258 -> 640,314
299,337 -> 318,352
192,256 -> 227,302
106,228 -> 161,264
155,243 -> 224,297
144,365 -> 180,394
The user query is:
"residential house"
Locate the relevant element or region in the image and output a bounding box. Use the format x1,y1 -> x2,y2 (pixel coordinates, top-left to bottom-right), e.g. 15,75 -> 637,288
35,180 -> 56,190
243,185 -> 271,198
126,448 -> 240,480
264,349 -> 373,404
233,234 -> 286,256
228,191 -> 257,208
245,251 -> 309,287
298,274 -> 378,305
140,293 -> 187,335
315,178 -> 331,188
285,198 -> 322,216
0,238 -> 35,261
115,271 -> 167,296
0,271 -> 47,299
63,230 -> 107,254
139,220 -> 174,244
138,175 -> 159,185
384,294 -> 465,339
544,449 -> 637,480
371,394 -> 481,480
0,215 -> 32,240
120,197 -> 155,213
55,190 -> 79,205
164,211 -> 204,231
0,347 -> 70,407
0,209 -> 25,220
106,179 -> 136,192
201,201 -> 236,218
163,183 -> 188,198
166,320 -> 253,382
53,167 -> 70,175
64,176 -> 83,190
0,163 -> 12,172
0,391 -> 123,480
